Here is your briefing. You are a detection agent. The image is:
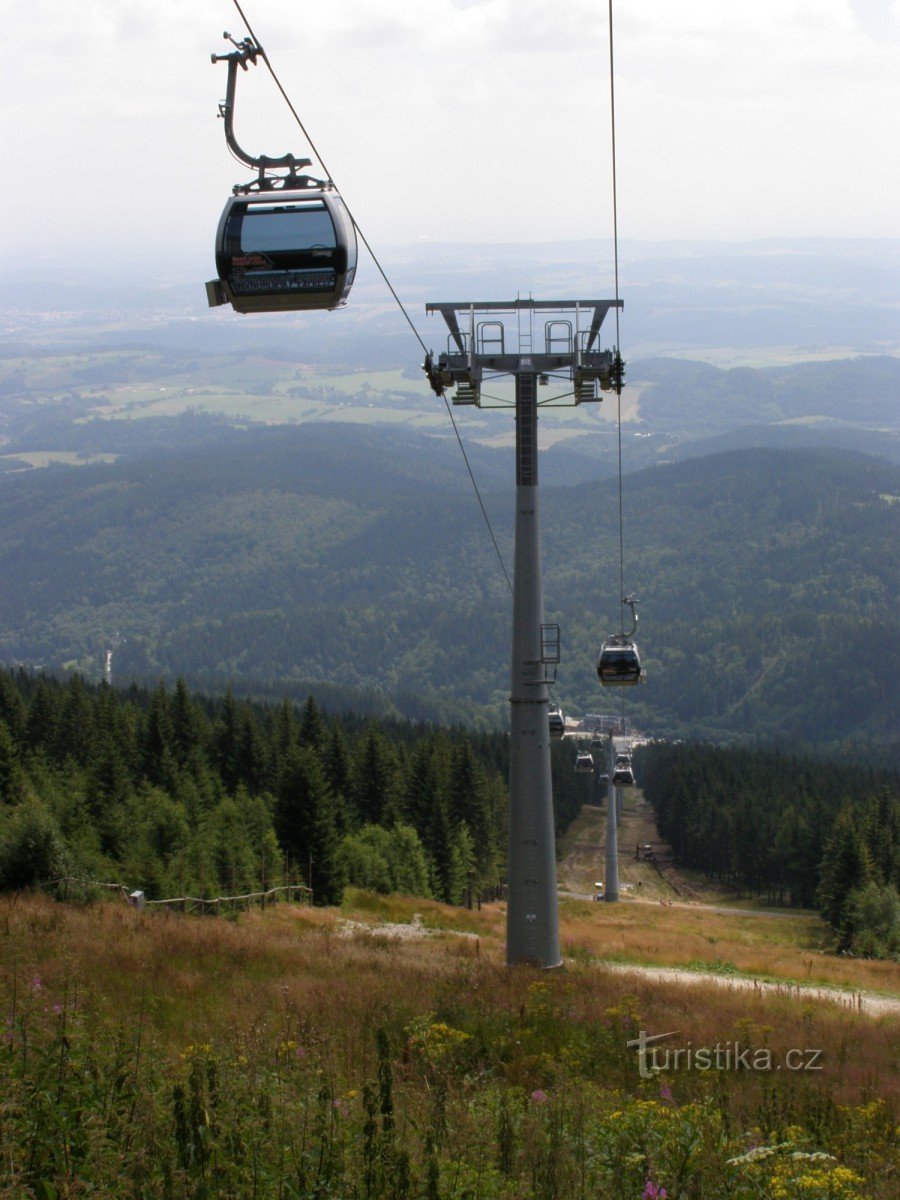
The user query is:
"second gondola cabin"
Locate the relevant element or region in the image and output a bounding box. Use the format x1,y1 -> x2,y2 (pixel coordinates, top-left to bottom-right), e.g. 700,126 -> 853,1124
207,187 -> 357,314
596,636 -> 646,687
548,704 -> 565,740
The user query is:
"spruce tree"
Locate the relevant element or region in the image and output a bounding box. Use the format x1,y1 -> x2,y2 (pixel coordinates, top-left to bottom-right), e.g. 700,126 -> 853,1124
275,746 -> 344,905
298,695 -> 329,755
170,677 -> 206,767
351,724 -> 399,827
817,809 -> 871,946
142,682 -> 176,787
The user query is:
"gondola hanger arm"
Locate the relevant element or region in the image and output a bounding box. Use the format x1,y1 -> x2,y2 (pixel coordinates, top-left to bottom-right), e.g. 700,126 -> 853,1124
212,32 -> 321,191
621,594 -> 639,638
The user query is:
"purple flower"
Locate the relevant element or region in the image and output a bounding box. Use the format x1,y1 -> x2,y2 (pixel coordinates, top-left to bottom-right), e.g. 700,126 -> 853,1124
52,1003 -> 63,1016
30,976 -> 42,992
659,1082 -> 673,1101
530,1089 -> 548,1103
643,1183 -> 667,1199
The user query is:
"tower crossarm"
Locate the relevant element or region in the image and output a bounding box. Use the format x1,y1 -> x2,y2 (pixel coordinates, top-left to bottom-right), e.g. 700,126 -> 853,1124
425,299 -> 622,407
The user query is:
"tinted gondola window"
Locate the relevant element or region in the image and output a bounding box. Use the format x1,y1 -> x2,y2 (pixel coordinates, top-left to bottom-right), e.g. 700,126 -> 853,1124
234,203 -> 337,253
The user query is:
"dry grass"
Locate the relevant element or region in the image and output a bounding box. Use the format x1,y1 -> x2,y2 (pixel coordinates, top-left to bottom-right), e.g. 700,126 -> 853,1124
556,799 -> 900,996
2,892 -> 897,1111
556,897 -> 900,995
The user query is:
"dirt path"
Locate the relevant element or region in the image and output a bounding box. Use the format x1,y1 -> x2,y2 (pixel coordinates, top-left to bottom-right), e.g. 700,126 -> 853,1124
558,793 -> 710,902
597,959 -> 900,1019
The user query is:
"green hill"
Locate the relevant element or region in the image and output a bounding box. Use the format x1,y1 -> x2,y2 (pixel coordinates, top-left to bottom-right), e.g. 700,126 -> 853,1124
0,426 -> 896,749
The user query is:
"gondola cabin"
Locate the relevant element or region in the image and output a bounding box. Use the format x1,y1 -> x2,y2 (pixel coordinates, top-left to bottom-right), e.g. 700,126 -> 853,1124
548,704 -> 565,740
575,751 -> 594,775
612,763 -> 634,787
598,772 -> 610,787
207,188 -> 357,314
596,636 -> 646,687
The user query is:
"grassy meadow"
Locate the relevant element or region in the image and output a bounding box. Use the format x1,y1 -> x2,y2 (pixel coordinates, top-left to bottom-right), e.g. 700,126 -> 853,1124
1,890 -> 897,1199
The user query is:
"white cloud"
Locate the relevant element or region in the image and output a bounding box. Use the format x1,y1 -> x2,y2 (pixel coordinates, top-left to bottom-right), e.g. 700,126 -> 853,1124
1,0 -> 897,262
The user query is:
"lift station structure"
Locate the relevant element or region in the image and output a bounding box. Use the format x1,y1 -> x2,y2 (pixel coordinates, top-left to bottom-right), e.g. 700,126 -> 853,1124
425,299 -> 623,968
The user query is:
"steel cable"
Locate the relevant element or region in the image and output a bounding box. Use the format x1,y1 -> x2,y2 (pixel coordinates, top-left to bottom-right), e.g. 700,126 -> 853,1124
228,0 -> 512,592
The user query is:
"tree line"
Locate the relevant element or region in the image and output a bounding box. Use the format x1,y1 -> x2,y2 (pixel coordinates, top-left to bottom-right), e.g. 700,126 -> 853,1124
0,669 -> 585,908
636,741 -> 899,957
1,432 -> 897,751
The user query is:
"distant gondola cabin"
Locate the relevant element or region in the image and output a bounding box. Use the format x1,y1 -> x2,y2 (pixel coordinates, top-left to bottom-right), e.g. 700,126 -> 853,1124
548,704 -> 565,740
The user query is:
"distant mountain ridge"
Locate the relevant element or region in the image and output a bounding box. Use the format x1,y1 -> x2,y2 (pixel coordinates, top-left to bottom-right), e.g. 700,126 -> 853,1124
0,424 -> 895,753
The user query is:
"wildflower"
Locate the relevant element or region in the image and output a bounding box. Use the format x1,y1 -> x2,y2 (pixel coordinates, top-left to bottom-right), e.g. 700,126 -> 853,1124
659,1082 -> 672,1101
333,1099 -> 349,1118
643,1182 -> 667,1199
52,1003 -> 63,1016
530,1089 -> 548,1103
30,975 -> 42,992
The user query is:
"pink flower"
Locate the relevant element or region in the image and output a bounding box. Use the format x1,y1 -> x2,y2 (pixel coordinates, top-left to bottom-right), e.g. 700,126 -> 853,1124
643,1182 -> 667,1199
659,1082 -> 672,1101
530,1089 -> 548,1103
30,976 -> 42,992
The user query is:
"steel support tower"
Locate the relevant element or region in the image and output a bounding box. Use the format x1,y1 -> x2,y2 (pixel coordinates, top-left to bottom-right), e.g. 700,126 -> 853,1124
605,737 -> 620,903
425,299 -> 622,966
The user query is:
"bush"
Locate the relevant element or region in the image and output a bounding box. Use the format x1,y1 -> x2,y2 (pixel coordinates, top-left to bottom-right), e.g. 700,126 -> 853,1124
847,881 -> 900,959
0,800 -> 69,890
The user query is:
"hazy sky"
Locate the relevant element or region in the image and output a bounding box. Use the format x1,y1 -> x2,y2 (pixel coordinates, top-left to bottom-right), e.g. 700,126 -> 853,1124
2,0 -> 899,264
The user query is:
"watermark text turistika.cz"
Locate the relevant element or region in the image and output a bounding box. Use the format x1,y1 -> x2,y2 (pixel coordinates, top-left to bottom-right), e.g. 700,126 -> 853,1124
627,1031 -> 824,1080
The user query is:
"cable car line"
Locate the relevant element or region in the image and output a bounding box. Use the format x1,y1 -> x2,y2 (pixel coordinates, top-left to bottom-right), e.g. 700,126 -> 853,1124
221,0 -> 512,594
608,0 -> 627,634
595,0 -> 646,698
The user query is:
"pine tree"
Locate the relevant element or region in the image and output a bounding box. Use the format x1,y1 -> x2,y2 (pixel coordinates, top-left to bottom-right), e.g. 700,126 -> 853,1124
214,688 -> 241,793
351,724 -> 399,827
268,698 -> 297,788
275,746 -> 345,905
817,809 -> 871,947
56,675 -> 94,767
170,677 -> 206,767
142,682 -> 177,788
24,678 -> 60,755
324,721 -> 353,818
0,672 -> 27,742
402,736 -> 446,835
0,720 -> 26,806
298,695 -> 329,755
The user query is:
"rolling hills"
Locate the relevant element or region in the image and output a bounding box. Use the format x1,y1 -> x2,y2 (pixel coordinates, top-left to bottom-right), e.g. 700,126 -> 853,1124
0,424 -> 895,751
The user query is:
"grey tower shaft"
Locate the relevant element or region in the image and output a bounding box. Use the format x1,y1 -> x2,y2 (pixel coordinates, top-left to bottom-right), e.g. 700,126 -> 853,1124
506,369 -> 561,967
423,298 -> 622,967
605,739 -> 620,902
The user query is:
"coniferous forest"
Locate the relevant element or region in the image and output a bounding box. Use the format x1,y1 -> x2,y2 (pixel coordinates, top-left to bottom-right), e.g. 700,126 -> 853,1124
637,741 -> 900,956
1,665 -> 897,955
0,668 -> 585,909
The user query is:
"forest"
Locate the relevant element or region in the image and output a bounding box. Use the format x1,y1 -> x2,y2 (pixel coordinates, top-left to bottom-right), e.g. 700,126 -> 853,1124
0,668 -> 585,909
1,666 -> 898,956
636,740 -> 900,957
0,428 -> 896,752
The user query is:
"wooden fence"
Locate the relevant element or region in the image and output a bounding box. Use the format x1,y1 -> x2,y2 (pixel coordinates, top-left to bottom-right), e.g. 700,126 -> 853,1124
48,877 -> 312,915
